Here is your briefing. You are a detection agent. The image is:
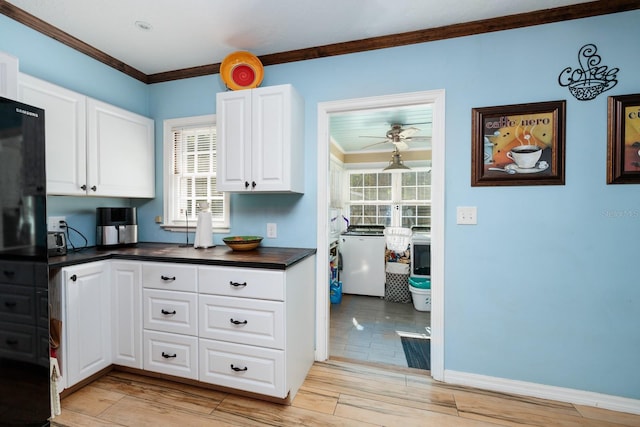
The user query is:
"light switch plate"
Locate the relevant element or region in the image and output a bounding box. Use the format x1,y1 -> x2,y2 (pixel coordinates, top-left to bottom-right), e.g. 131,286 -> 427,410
267,223 -> 277,238
456,206 -> 477,225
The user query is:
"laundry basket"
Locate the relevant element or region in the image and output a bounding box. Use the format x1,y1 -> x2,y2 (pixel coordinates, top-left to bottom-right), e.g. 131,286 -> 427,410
384,227 -> 412,253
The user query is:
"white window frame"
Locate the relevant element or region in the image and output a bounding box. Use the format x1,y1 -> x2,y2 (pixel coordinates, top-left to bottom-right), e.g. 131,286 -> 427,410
162,114 -> 230,232
344,168 -> 430,227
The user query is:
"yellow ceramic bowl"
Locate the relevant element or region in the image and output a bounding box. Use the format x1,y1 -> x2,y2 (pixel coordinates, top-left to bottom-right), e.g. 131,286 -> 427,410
223,236 -> 263,251
220,51 -> 264,91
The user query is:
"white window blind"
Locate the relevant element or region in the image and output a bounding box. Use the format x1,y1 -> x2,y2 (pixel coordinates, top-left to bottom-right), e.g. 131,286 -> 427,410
163,115 -> 229,229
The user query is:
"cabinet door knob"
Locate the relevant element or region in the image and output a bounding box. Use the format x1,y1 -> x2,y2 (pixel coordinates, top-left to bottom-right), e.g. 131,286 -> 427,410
251,181 -> 256,189
230,318 -> 248,325
161,309 -> 176,315
70,274 -> 77,282
160,275 -> 176,281
230,364 -> 248,372
161,352 -> 177,359
229,281 -> 247,288
91,186 -> 97,192
244,181 -> 250,189
81,184 -> 87,190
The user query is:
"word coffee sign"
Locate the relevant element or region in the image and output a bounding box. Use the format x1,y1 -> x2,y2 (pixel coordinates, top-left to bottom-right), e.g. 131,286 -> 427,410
558,43 -> 618,101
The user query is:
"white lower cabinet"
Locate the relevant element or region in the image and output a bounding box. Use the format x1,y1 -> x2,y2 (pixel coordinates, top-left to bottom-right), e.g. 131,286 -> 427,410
142,263 -> 198,379
111,261 -> 142,369
199,338 -> 285,397
199,294 -> 284,349
55,255 -> 315,400
143,330 -> 198,380
60,261 -> 111,388
197,255 -> 315,399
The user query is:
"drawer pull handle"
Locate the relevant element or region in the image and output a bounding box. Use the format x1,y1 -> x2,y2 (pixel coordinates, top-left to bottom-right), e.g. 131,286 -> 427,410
229,281 -> 247,288
230,318 -> 248,325
3,270 -> 15,277
70,274 -> 77,282
4,301 -> 17,308
6,339 -> 18,346
162,352 -> 177,359
161,275 -> 176,281
230,364 -> 248,372
161,309 -> 177,315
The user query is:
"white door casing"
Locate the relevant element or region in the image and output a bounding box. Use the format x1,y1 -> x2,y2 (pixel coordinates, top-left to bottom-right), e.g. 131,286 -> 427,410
315,89 -> 445,381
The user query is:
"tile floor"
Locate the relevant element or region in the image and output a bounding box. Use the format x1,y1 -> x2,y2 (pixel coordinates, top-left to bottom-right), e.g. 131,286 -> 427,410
329,293 -> 430,368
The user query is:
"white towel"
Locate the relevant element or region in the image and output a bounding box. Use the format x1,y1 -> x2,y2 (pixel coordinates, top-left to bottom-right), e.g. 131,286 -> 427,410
194,211 -> 214,248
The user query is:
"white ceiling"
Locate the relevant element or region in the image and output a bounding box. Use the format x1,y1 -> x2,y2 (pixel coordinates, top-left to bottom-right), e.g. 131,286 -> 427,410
7,0 -> 592,75
6,0 -> 593,154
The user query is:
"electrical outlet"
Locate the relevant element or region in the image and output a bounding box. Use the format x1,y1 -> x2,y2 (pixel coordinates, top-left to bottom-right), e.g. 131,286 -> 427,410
456,206 -> 477,225
48,216 -> 66,232
267,223 -> 277,238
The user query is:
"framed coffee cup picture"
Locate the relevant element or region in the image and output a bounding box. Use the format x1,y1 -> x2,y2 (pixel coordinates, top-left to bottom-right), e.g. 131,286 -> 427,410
471,100 -> 566,186
607,94 -> 640,184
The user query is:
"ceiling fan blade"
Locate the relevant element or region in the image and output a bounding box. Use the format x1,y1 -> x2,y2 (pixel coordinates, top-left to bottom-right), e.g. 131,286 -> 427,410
398,127 -> 420,139
361,141 -> 389,149
359,135 -> 389,139
393,141 -> 409,150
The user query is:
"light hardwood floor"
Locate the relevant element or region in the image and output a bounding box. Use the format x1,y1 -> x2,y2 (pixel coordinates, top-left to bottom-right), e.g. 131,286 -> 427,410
51,360 -> 639,426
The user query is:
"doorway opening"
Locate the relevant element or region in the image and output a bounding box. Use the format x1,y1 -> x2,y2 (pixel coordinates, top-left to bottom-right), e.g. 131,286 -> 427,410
315,89 -> 445,380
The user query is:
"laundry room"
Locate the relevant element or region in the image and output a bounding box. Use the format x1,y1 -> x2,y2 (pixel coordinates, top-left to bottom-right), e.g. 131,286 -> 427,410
327,103 -> 432,370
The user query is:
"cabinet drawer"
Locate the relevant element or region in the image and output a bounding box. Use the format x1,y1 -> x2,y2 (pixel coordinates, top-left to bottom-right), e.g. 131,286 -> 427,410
143,289 -> 197,336
143,330 -> 198,379
0,285 -> 36,325
199,338 -> 285,398
199,295 -> 284,349
143,263 -> 197,292
198,266 -> 284,300
0,321 -> 37,362
0,261 -> 34,286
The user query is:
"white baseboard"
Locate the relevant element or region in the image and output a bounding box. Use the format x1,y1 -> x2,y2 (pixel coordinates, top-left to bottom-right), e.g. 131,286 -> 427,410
444,369 -> 640,416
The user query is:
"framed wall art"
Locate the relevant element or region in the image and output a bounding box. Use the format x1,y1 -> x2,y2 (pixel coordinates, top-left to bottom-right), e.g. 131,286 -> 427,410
471,100 -> 566,187
607,94 -> 640,184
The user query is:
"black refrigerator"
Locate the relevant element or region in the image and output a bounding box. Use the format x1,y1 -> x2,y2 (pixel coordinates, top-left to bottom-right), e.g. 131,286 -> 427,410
0,96 -> 50,426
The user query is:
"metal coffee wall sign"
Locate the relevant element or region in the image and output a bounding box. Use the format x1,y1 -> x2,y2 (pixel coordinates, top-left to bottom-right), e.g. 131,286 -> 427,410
558,44 -> 618,101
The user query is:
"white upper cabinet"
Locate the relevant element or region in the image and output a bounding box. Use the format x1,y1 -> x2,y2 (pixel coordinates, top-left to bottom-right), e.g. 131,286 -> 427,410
216,84 -> 304,193
87,98 -> 155,198
18,74 -> 87,195
17,73 -> 155,198
0,51 -> 18,100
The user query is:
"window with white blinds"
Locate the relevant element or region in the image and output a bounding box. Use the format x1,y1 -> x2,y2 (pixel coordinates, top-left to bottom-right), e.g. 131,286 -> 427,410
163,115 -> 230,230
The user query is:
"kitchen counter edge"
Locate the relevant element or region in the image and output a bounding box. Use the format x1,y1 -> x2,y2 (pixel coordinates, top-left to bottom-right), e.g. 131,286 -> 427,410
48,242 -> 317,270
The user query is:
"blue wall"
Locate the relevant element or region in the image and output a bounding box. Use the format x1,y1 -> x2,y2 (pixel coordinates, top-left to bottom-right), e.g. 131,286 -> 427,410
2,10 -> 639,400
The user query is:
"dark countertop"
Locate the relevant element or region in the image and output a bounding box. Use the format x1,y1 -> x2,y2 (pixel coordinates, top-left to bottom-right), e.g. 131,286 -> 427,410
48,242 -> 316,270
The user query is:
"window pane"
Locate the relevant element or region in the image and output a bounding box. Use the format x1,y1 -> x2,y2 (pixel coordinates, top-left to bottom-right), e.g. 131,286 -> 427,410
363,173 -> 377,186
364,188 -> 377,200
350,174 -> 363,187
378,173 -> 391,186
378,187 -> 391,200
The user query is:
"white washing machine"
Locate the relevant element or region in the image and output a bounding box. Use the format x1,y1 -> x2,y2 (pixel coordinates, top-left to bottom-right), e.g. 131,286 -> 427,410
339,225 -> 386,297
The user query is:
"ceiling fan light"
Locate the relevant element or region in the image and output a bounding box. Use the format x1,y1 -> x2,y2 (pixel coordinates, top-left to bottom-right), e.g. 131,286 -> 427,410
383,151 -> 410,171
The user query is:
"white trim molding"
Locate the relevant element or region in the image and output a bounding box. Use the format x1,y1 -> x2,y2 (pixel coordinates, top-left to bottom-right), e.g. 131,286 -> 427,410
315,89 -> 446,382
444,370 -> 640,415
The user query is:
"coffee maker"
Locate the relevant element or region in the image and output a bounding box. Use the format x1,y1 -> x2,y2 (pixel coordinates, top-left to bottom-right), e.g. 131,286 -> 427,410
96,207 -> 138,247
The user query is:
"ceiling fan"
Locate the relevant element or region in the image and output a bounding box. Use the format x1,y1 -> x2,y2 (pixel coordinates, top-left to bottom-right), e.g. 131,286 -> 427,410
360,123 -> 430,150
